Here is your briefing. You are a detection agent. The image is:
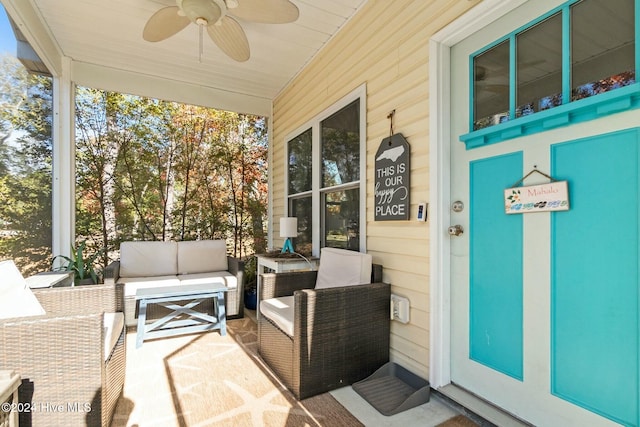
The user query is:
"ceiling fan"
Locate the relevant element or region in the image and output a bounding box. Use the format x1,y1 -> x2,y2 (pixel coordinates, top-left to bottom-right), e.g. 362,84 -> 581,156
143,0 -> 299,62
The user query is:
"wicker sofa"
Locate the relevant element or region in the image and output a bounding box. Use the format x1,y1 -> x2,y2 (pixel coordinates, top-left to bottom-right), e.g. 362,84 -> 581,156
0,260 -> 125,427
258,248 -> 390,400
104,240 -> 245,327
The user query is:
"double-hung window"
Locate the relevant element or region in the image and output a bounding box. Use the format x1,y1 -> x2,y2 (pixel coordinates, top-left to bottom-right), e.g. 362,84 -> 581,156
286,86 -> 366,254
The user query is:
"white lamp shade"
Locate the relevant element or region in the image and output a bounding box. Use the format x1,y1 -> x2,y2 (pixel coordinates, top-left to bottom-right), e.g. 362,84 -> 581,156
280,217 -> 298,238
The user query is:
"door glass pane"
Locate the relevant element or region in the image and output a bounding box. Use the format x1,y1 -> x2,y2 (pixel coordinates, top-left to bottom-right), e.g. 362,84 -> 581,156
571,0 -> 635,101
517,13 -> 563,116
321,100 -> 360,187
474,40 -> 510,130
323,188 -> 359,251
288,128 -> 312,194
289,196 -> 312,255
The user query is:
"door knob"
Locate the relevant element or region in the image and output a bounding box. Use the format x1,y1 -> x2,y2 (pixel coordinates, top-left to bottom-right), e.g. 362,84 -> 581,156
448,225 -> 464,236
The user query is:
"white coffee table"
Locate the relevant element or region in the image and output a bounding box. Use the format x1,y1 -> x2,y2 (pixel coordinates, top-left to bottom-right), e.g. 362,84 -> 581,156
135,283 -> 229,348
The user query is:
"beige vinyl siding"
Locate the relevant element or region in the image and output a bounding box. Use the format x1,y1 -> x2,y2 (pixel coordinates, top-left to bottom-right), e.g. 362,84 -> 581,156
272,0 -> 479,379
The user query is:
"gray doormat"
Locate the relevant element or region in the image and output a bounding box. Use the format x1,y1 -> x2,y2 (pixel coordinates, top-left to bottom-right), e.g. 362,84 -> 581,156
352,362 -> 430,416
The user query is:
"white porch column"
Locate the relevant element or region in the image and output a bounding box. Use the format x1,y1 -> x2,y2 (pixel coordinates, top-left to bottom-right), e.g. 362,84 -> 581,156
52,57 -> 74,262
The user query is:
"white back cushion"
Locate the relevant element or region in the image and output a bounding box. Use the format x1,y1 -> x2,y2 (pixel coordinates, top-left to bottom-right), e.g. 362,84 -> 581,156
119,241 -> 178,278
315,248 -> 373,289
177,240 -> 228,274
0,260 -> 46,319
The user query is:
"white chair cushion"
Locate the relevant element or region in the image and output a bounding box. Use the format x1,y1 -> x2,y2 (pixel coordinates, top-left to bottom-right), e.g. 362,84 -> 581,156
314,248 -> 373,289
120,275 -> 181,297
0,259 -> 26,294
260,296 -> 295,337
103,312 -> 124,361
119,241 -> 178,278
0,260 -> 45,319
178,271 -> 237,289
177,240 -> 228,274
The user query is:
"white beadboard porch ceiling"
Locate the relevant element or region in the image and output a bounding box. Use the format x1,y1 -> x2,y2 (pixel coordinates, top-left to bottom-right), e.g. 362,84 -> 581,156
3,0 -> 367,115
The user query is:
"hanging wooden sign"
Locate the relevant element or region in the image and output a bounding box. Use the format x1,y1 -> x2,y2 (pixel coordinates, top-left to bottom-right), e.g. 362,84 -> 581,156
375,133 -> 410,221
504,169 -> 570,214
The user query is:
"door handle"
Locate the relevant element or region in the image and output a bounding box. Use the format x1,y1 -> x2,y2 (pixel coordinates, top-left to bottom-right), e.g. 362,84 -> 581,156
448,225 -> 464,236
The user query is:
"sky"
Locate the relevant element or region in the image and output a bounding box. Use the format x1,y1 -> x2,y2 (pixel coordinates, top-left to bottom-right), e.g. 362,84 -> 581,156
0,6 -> 16,56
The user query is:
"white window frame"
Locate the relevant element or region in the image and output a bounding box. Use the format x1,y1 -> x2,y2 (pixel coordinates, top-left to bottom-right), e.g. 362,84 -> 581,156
284,84 -> 367,256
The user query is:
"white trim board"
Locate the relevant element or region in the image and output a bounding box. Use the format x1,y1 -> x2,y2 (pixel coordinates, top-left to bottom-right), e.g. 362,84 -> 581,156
427,0 -> 527,389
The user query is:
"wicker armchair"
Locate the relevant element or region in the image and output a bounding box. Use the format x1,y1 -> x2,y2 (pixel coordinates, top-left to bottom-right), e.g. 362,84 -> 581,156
258,262 -> 389,400
0,283 -> 126,427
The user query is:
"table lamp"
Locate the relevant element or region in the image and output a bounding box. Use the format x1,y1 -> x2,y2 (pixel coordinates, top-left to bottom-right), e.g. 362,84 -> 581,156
280,217 -> 298,253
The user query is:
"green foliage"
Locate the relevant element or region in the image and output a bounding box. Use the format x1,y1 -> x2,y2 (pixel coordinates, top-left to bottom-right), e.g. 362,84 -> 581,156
53,242 -> 104,285
1,53 -> 268,274
74,87 -> 268,260
0,54 -> 53,276
243,255 -> 257,290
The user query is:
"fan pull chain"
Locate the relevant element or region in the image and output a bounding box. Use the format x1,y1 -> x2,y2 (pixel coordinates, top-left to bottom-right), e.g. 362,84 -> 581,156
198,24 -> 204,63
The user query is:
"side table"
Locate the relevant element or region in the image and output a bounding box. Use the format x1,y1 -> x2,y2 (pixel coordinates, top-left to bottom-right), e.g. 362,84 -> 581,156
256,254 -> 319,318
25,271 -> 74,289
0,370 -> 20,427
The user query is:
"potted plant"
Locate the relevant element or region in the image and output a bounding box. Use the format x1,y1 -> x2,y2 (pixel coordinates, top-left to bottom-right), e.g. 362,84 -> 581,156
243,255 -> 257,310
53,242 -> 103,286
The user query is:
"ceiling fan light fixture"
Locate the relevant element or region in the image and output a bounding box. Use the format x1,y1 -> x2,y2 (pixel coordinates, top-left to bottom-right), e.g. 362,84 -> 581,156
145,0 -> 299,62
180,0 -> 222,26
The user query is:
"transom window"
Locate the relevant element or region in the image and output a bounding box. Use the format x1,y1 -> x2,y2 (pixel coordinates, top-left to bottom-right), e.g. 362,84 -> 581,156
286,87 -> 365,255
468,0 -> 637,144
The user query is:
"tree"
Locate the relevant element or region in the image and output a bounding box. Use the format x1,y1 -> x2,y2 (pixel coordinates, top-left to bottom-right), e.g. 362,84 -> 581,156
74,87 -> 268,265
0,54 -> 53,276
1,59 -> 269,276
75,89 -> 125,264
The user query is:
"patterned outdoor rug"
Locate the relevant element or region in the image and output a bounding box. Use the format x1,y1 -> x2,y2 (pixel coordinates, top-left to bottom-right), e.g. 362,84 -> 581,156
437,415 -> 481,427
111,317 -> 363,426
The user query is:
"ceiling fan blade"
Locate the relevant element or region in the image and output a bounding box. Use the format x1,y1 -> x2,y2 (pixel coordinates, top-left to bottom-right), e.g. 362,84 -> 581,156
207,16 -> 250,62
143,6 -> 190,42
229,0 -> 299,24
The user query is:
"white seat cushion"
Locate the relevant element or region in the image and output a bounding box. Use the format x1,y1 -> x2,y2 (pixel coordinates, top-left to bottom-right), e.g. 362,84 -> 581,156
314,248 -> 373,289
260,296 -> 295,337
103,312 -> 124,361
177,240 -> 228,274
120,275 -> 181,297
119,241 -> 178,277
178,271 -> 237,289
0,260 -> 46,319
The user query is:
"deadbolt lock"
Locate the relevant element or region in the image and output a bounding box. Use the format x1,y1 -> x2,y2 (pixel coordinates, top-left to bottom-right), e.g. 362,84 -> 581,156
452,201 -> 464,213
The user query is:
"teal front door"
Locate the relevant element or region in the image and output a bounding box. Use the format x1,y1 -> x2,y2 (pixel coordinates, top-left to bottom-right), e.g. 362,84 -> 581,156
448,8 -> 640,425
450,126 -> 640,426
550,130 -> 639,427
